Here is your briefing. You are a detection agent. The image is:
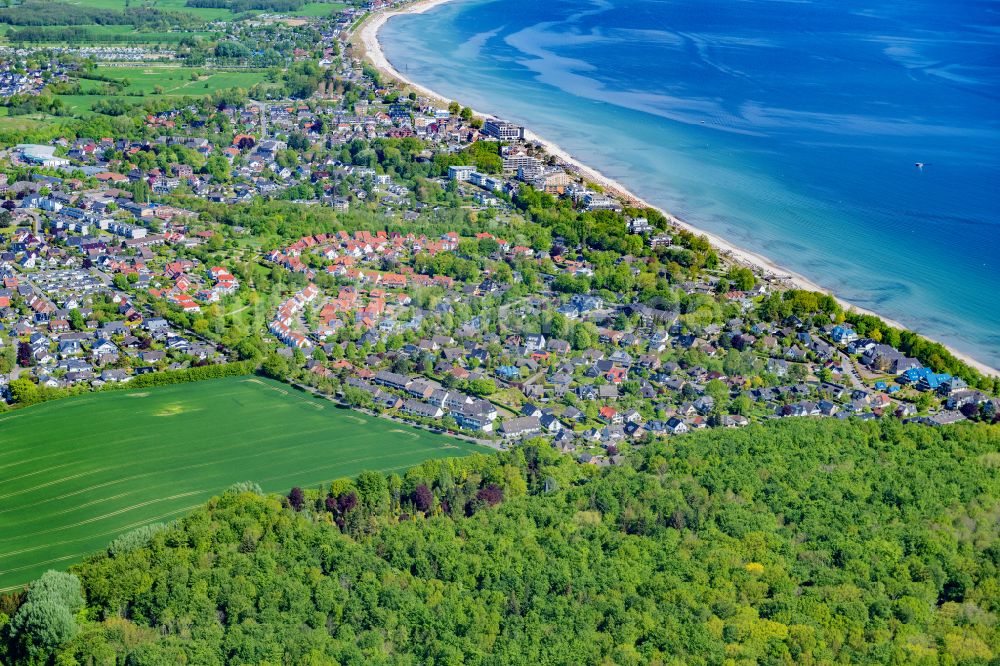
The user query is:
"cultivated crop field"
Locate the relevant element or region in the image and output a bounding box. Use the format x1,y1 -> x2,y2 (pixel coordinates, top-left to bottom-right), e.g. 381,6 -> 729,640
0,377 -> 487,590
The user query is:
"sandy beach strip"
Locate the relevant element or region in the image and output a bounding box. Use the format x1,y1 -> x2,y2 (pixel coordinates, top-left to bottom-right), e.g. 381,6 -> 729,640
353,2 -> 999,377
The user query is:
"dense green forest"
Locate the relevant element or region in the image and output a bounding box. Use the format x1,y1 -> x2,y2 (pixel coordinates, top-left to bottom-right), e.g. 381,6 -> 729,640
1,419 -> 998,665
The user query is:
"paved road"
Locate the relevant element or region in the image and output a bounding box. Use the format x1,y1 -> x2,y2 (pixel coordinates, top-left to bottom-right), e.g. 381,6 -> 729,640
291,381 -> 504,451
839,352 -> 864,389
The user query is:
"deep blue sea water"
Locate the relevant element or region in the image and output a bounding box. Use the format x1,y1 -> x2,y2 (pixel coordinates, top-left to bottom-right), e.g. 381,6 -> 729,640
380,0 -> 1000,369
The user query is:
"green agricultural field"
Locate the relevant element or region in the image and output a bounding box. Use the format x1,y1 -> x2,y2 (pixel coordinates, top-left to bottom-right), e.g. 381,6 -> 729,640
0,376 -> 488,591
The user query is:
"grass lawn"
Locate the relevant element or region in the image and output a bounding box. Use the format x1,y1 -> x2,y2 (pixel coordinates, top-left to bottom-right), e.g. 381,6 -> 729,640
56,94 -> 131,114
0,113 -> 61,132
0,376 -> 488,591
0,114 -> 70,136
89,66 -> 266,94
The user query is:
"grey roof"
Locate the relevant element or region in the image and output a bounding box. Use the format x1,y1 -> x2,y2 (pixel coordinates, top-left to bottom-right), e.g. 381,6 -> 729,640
499,415 -> 541,436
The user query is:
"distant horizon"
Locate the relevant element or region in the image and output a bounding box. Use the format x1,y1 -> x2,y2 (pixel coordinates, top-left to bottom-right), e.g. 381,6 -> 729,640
380,0 -> 1000,369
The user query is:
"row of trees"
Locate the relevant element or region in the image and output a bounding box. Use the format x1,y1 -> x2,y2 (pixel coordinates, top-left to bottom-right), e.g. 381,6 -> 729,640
3,361 -> 257,409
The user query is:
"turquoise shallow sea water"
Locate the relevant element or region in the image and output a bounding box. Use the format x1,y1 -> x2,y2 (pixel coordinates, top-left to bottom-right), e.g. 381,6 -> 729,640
380,0 -> 1000,369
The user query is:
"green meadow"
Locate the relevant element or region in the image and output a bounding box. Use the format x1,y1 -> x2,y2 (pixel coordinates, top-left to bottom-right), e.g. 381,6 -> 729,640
0,377 -> 487,591
88,66 -> 266,94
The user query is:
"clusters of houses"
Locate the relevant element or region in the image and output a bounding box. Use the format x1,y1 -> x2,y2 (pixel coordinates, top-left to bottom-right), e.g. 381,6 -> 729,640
351,370 -> 500,431
269,283 -> 319,349
1,184 -> 200,274
0,263 -> 221,396
0,60 -> 66,99
282,242 -> 993,451
146,259 -> 240,312
279,244 -> 983,451
1,13 -> 992,447
446,145 -> 610,210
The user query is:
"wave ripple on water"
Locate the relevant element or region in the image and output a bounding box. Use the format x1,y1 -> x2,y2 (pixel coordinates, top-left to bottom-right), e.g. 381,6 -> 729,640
381,0 -> 1000,368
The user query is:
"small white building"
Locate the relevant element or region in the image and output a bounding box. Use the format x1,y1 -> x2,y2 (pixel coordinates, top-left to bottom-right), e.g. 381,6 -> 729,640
17,144 -> 69,168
